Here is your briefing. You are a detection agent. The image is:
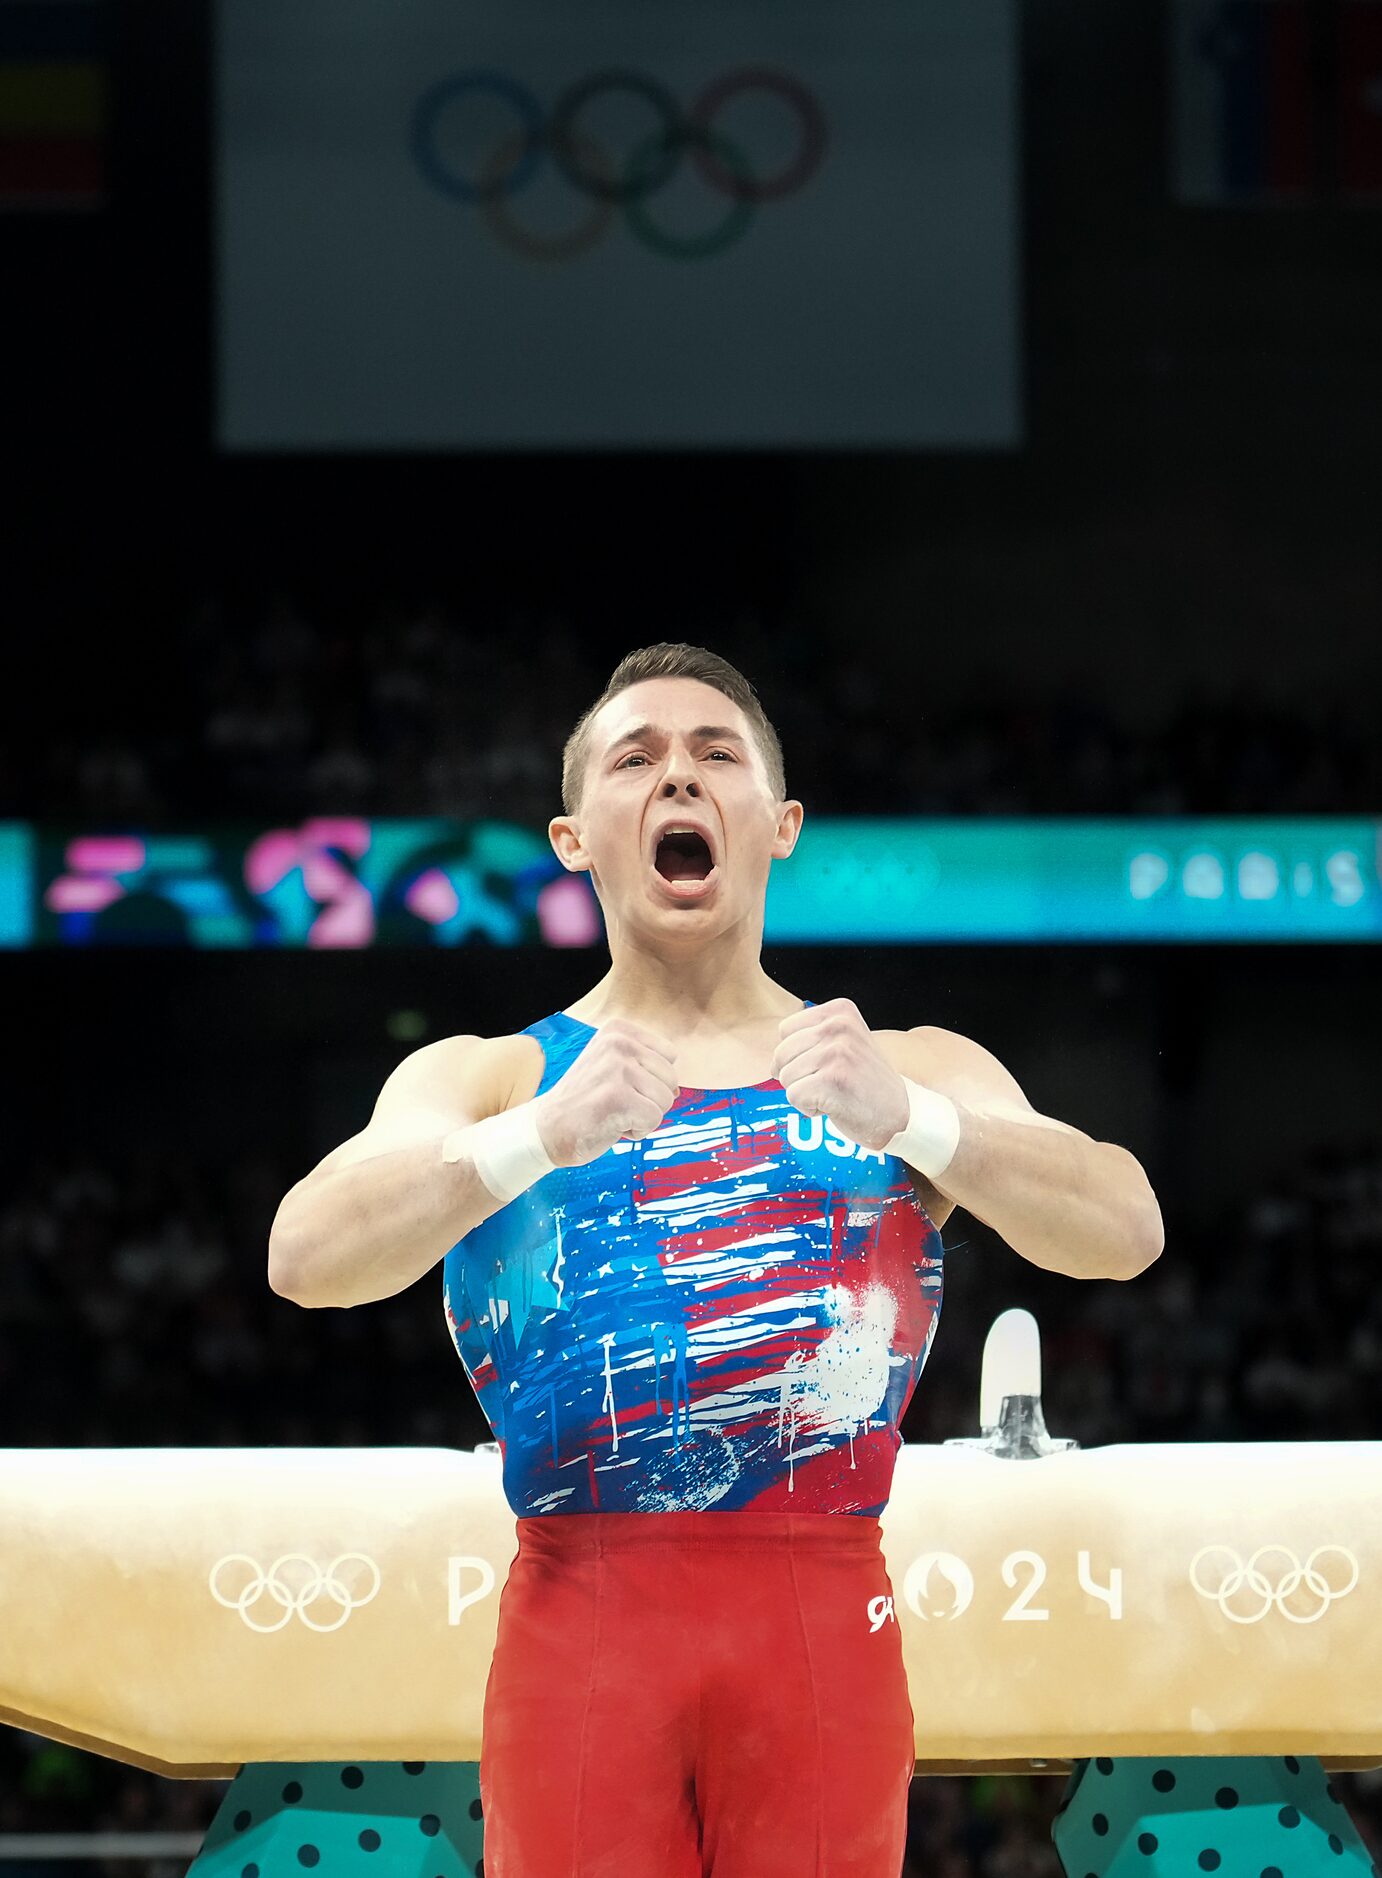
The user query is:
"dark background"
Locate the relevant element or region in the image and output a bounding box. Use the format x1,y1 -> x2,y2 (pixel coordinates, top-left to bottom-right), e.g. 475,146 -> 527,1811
2,2 -> 1380,1874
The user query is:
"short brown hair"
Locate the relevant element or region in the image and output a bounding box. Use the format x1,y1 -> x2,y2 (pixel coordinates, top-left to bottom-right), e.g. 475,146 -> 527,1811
561,642 -> 786,817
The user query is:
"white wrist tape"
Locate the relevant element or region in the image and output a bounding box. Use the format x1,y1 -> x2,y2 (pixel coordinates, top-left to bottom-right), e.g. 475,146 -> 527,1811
881,1076 -> 961,1179
441,1102 -> 556,1205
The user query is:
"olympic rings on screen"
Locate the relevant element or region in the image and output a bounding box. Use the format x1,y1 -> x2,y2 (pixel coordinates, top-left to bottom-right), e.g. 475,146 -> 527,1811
409,66 -> 828,261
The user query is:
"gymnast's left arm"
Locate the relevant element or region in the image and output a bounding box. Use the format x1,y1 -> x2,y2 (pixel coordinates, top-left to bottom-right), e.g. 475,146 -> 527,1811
899,1026 -> 1164,1283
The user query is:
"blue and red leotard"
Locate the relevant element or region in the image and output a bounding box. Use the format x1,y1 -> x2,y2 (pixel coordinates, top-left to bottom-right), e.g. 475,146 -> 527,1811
442,1000 -> 945,1517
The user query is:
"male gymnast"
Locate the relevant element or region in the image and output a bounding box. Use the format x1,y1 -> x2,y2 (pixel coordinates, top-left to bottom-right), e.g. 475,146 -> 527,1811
268,642 -> 1164,1877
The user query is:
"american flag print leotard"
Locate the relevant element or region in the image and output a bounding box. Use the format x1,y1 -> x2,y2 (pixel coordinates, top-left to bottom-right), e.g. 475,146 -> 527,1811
441,1002 -> 945,1516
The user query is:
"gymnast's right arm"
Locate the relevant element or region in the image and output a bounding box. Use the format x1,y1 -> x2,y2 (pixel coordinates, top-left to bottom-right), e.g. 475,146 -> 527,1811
266,1035 -> 510,1310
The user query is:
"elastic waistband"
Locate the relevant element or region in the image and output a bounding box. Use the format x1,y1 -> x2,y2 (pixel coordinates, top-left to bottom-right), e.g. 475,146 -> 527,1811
514,1510 -> 885,1556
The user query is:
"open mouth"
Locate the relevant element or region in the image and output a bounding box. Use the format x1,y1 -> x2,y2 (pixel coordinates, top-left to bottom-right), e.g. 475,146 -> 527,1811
652,830 -> 719,898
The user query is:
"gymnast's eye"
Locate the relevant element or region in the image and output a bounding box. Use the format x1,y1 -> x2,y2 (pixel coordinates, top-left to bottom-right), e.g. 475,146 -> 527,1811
617,751 -> 735,768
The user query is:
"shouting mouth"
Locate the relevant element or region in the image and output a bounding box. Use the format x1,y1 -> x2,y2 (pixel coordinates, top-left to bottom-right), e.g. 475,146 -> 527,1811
651,829 -> 720,900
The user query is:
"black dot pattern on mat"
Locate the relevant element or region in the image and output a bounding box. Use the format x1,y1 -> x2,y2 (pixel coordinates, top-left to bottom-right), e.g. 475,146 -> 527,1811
341,1766 -> 364,1789
297,1846 -> 319,1867
1152,1769 -> 1176,1793
1138,1833 -> 1158,1855
359,1829 -> 381,1851
1215,1787 -> 1239,1809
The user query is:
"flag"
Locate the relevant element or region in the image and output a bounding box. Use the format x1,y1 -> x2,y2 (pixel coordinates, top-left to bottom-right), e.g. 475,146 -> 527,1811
1172,0 -> 1382,203
0,0 -> 107,210
1171,0 -> 1311,202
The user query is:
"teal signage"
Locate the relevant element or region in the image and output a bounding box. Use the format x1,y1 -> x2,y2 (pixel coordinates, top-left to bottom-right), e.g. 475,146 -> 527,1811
2,817 -> 1376,947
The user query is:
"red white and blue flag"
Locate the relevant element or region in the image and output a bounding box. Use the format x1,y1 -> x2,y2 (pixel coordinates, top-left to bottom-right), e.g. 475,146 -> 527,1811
0,0 -> 107,210
1171,0 -> 1382,201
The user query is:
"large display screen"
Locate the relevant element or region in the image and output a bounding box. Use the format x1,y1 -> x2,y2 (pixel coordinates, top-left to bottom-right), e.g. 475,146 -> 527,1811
3,818 -> 1377,948
214,0 -> 1020,448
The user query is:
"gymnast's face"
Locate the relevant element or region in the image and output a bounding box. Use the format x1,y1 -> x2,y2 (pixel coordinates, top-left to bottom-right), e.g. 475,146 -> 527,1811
549,677 -> 803,936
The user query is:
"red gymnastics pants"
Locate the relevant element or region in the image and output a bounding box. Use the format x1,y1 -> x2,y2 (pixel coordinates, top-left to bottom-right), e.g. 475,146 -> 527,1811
478,1509 -> 916,1877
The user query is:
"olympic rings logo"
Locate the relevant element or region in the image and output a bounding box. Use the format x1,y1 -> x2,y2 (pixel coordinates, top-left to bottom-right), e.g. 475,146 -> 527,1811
1189,1543 -> 1359,1624
409,67 -> 828,261
210,1552 -> 382,1633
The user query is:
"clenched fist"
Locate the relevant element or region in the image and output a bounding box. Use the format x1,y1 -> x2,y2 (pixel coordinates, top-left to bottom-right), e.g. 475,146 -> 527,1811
534,1018 -> 681,1168
770,997 -> 909,1152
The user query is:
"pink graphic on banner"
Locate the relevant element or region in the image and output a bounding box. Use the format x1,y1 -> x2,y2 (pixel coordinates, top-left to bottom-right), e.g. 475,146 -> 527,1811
45,837 -> 147,914
245,818 -> 375,947
537,873 -> 602,946
404,868 -> 461,924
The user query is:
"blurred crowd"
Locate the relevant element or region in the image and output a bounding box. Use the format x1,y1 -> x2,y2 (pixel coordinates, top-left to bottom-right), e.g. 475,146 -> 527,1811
15,592 -> 1381,824
0,1128 -> 1379,1873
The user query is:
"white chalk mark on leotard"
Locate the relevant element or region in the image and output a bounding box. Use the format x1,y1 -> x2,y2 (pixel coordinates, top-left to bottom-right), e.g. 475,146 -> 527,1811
810,1281 -> 898,1432
600,1332 -> 620,1453
777,1350 -> 808,1491
549,1209 -> 567,1307
650,1319 -> 692,1448
771,1283 -> 898,1487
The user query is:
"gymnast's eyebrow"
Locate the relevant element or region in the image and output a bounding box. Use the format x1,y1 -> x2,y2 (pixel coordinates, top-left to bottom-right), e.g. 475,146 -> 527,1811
604,724 -> 747,758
